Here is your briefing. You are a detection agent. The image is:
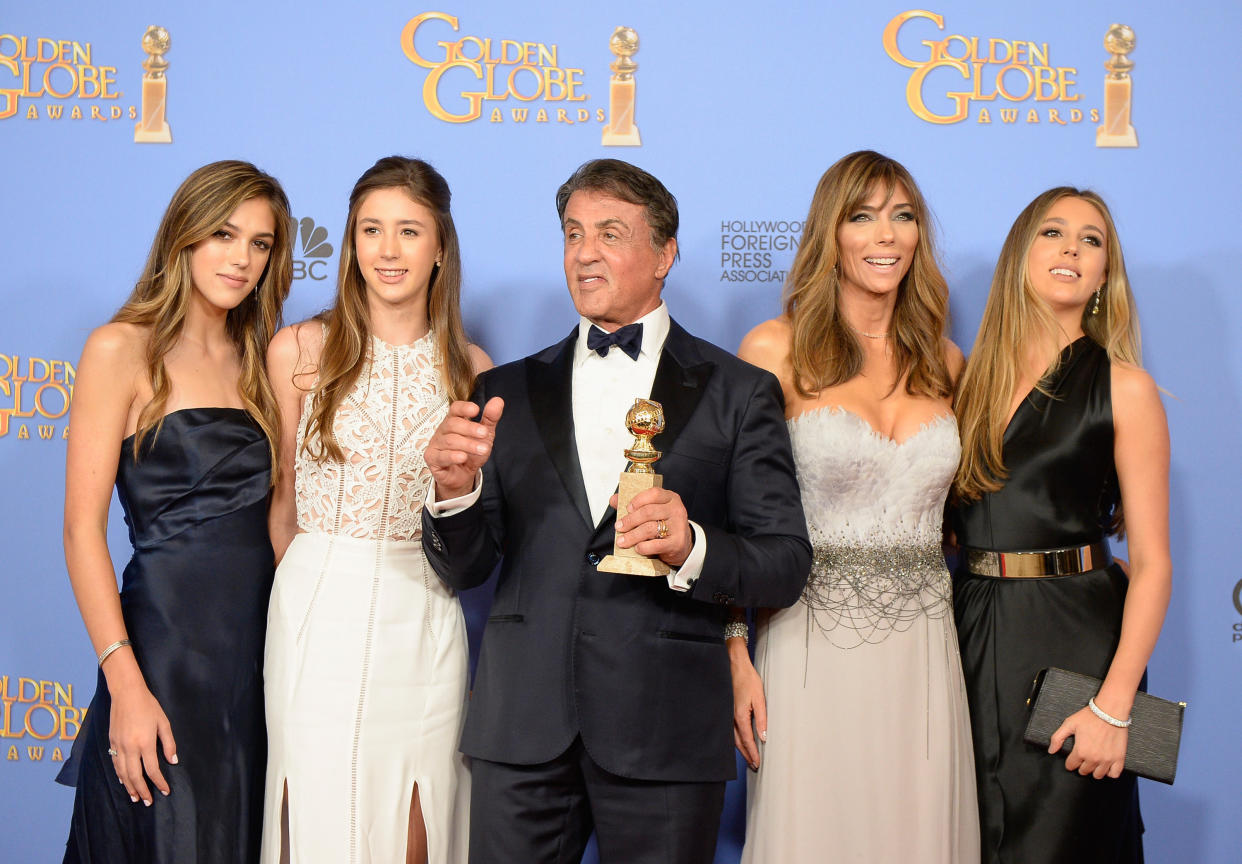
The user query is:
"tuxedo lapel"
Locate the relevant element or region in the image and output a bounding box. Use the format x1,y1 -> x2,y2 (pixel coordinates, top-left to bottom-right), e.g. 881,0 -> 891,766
526,330 -> 594,531
648,319 -> 714,454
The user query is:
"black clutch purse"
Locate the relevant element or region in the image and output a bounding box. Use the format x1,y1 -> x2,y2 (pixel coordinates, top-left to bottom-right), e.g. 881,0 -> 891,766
1023,667 -> 1185,784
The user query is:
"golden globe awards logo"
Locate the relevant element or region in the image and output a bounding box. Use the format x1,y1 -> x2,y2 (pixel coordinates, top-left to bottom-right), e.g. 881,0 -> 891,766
2,674 -> 86,764
401,12 -> 644,144
0,26 -> 173,144
401,12 -> 595,124
0,352 -> 74,440
882,11 -> 1139,147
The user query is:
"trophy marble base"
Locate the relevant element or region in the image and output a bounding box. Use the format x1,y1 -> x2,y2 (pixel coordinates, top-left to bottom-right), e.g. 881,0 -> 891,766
134,122 -> 172,143
597,553 -> 671,576
1096,76 -> 1137,148
601,124 -> 641,147
596,469 -> 670,576
1095,126 -> 1137,148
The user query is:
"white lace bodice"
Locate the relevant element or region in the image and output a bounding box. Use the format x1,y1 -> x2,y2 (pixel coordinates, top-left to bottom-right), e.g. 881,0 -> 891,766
295,332 -> 448,542
787,406 -> 961,645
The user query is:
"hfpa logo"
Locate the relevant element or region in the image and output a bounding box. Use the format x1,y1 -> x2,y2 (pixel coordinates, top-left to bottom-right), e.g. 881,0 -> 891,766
293,217 -> 334,281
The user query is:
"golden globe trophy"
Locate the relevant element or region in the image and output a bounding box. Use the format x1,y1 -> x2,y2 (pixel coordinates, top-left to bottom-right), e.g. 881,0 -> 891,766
598,398 -> 671,576
134,26 -> 172,144
601,26 -> 641,147
1096,24 -> 1137,148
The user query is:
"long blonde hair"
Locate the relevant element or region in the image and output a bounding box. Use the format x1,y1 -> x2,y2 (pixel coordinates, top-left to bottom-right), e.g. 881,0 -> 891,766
113,160 -> 293,481
953,187 -> 1142,503
784,150 -> 951,400
302,156 -> 475,463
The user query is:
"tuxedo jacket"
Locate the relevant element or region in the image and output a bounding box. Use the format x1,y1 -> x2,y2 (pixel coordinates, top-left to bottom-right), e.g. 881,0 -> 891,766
422,319 -> 810,782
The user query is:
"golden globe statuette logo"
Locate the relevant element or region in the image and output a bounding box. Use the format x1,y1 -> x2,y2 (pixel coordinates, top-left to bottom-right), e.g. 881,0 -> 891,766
1096,24 -> 1137,148
601,27 -> 640,147
133,25 -> 171,144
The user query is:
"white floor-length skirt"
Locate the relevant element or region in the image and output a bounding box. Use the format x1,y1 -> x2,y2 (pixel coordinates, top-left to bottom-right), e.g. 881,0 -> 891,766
262,532 -> 469,864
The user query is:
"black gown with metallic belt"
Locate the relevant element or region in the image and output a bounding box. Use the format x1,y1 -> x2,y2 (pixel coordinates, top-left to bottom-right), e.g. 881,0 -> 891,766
57,408 -> 274,863
949,337 -> 1144,864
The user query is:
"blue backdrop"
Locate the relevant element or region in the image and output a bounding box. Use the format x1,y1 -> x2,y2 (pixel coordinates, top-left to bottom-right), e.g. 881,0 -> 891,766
3,2 -> 1239,861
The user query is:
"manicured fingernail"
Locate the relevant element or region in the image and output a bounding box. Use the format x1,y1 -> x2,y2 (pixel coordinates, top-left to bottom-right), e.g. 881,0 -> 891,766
759,730 -> 767,743
162,789 -> 170,796
169,755 -> 178,764
130,795 -> 138,803
144,799 -> 151,807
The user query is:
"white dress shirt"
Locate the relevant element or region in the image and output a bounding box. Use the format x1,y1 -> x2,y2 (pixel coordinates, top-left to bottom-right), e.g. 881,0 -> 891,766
428,302 -> 705,591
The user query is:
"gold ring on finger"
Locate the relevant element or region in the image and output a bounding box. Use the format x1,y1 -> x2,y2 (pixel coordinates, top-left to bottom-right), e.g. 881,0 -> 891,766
655,519 -> 669,539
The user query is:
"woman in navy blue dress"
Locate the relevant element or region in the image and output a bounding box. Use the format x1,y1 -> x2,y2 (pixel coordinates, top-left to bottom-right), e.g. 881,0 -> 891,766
58,161 -> 293,863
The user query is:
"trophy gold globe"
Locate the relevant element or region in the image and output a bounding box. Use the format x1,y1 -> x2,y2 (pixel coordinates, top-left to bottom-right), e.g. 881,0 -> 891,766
598,399 -> 671,576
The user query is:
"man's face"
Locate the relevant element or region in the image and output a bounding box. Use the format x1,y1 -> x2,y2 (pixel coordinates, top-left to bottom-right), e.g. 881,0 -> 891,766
562,189 -> 676,331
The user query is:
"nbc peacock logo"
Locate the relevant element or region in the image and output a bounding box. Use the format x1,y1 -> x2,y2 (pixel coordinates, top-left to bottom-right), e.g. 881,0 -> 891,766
1232,578 -> 1242,644
293,217 -> 334,282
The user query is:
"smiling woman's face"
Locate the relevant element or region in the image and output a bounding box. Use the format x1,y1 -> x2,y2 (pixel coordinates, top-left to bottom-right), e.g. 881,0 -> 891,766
1025,196 -> 1108,315
835,181 -> 918,299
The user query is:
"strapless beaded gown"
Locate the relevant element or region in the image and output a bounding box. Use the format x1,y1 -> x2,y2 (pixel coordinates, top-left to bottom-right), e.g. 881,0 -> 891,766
742,407 -> 979,863
58,408 -> 275,863
261,332 -> 469,864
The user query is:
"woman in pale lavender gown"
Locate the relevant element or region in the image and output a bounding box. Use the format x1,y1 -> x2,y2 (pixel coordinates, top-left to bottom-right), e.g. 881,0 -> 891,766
733,150 -> 979,862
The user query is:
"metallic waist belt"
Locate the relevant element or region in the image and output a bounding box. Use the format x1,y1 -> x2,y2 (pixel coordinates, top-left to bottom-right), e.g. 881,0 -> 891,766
963,541 -> 1111,579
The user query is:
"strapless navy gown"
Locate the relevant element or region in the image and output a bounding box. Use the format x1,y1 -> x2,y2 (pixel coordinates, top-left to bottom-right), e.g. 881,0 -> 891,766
58,408 -> 274,863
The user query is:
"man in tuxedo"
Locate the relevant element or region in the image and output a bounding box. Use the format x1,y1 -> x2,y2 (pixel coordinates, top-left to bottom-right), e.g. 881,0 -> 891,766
423,159 -> 810,863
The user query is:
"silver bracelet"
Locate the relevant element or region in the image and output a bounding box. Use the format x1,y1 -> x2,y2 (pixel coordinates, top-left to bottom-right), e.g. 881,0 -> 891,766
97,639 -> 131,667
1088,696 -> 1132,728
723,620 -> 749,643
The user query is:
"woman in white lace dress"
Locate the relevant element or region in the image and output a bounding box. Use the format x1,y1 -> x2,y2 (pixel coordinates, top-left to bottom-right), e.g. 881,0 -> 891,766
261,157 -> 491,864
734,151 -> 979,861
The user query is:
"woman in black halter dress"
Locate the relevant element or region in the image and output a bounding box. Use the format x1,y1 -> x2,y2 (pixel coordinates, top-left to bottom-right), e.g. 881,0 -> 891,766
57,161 -> 292,863
950,188 -> 1171,863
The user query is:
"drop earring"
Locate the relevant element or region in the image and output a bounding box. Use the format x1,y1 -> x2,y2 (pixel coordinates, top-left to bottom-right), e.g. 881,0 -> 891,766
1091,287 -> 1102,315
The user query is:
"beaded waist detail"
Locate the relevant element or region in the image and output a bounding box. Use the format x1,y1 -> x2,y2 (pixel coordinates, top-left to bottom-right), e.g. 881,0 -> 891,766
803,540 -> 950,648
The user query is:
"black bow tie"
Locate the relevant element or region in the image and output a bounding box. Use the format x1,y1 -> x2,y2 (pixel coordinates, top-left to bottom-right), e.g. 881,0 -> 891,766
586,323 -> 643,360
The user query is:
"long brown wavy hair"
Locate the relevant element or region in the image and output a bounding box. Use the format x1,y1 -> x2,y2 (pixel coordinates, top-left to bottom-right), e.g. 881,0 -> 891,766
953,187 -> 1142,504
302,156 -> 474,463
113,160 -> 293,481
783,150 -> 951,400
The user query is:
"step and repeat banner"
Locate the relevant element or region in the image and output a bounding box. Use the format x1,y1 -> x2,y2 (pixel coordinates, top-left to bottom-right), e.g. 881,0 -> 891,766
3,2 -> 1239,860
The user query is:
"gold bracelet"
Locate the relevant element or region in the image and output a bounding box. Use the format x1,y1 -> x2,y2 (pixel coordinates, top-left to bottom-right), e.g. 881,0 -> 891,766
97,639 -> 131,667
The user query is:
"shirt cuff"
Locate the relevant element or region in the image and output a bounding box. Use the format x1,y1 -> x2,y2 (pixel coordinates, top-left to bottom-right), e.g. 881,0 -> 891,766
425,471 -> 483,518
667,521 -> 706,592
